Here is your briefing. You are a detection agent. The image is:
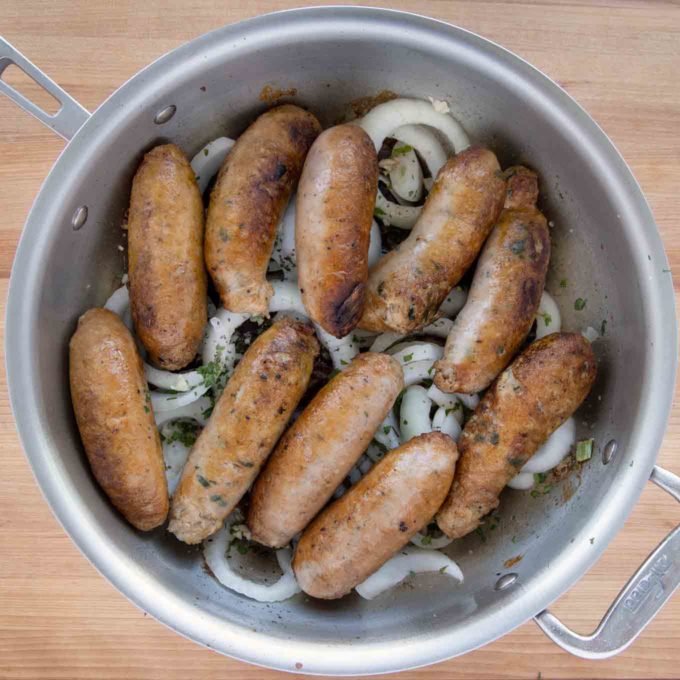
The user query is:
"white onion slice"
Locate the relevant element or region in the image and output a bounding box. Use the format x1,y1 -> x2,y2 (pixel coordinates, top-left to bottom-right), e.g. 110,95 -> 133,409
400,385 -> 432,442
422,317 -> 454,338
455,392 -> 480,410
375,190 -> 421,229
201,308 -> 249,367
151,382 -> 210,412
426,384 -> 463,423
389,342 -> 443,366
204,518 -> 300,603
388,144 -> 423,202
410,530 -> 454,550
104,285 -> 130,317
431,406 -> 462,441
391,124 -> 448,178
315,325 -> 360,370
521,417 -> 576,474
356,547 -> 463,600
269,280 -> 308,317
438,287 -> 467,318
535,290 -> 561,339
403,360 -> 436,386
368,220 -> 382,268
162,439 -> 190,495
154,395 -> 211,428
369,331 -> 403,353
144,364 -> 203,392
358,98 -> 470,155
507,472 -> 534,490
190,137 -> 235,194
374,411 -> 400,451
368,318 -> 454,356
582,326 -> 599,343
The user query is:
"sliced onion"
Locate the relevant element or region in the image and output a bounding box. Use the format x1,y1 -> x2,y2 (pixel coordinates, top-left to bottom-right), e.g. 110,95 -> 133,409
358,98 -> 470,155
403,360 -> 436,386
162,438 -> 191,495
144,364 -> 203,392
422,317 -> 454,338
582,326 -> 599,343
104,285 -> 129,317
368,220 -> 382,268
375,189 -> 421,229
507,472 -> 534,490
269,280 -> 307,317
201,308 -> 249,366
374,411 -> 400,451
151,383 -> 210,412
154,395 -> 211,428
315,325 -> 360,370
355,546 -> 463,600
521,418 -> 576,474
426,384 -> 463,423
438,287 -> 467,318
391,124 -> 448,178
190,137 -> 235,194
389,342 -> 443,366
455,392 -> 480,410
369,331 -> 403,353
388,144 -> 423,202
204,517 -> 300,603
400,385 -> 432,442
535,290 -> 561,339
431,406 -> 462,441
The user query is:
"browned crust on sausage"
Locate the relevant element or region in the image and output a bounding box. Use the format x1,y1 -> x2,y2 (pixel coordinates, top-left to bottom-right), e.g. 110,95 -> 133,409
128,144 -> 207,370
205,105 -> 322,315
436,333 -> 597,539
69,308 -> 168,531
434,168 -> 550,393
293,432 -> 458,599
168,317 -> 319,544
503,166 -> 539,210
359,147 -> 506,334
247,352 -> 403,547
296,125 -> 378,337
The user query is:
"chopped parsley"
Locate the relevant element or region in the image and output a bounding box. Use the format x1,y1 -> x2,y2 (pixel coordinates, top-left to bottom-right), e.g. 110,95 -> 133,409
539,311 -> 552,326
559,278 -> 568,288
197,361 -> 225,389
164,419 -> 201,447
575,438 -> 594,462
403,353 -> 414,362
374,206 -> 386,217
392,144 -> 413,156
439,566 -> 448,574
574,298 -> 587,311
383,425 -> 391,435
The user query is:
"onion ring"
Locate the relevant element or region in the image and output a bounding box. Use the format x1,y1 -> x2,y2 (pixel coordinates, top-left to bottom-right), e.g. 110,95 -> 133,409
507,472 -> 534,491
355,546 -> 463,600
431,406 -> 462,441
399,385 -> 433,442
520,417 -> 576,475
391,124 -> 448,178
190,136 -> 235,194
154,395 -> 211,428
374,411 -> 401,451
150,382 -> 210,412
388,144 -> 423,202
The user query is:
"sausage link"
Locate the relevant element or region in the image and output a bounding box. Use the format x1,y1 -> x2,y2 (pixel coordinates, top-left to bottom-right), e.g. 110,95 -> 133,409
436,332 -> 597,539
168,317 -> 319,544
434,168 -> 550,393
296,124 -> 378,337
248,352 -> 404,547
205,105 -> 321,315
293,432 -> 458,599
358,147 -> 506,334
128,144 -> 207,370
69,308 -> 168,531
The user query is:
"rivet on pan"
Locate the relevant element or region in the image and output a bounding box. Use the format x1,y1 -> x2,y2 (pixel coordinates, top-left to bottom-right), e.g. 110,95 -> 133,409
154,105 -> 176,125
71,205 -> 88,231
495,573 -> 518,591
603,439 -> 618,465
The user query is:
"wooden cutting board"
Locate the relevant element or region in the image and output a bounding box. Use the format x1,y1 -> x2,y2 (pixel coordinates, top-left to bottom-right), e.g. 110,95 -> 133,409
1,1 -> 678,678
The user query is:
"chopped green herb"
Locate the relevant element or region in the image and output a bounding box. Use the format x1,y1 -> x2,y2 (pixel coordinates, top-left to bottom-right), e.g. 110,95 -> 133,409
421,534 -> 432,545
575,438 -> 594,462
574,298 -> 587,311
340,359 -> 349,366
427,365 -> 434,375
403,353 -> 414,362
475,526 -> 487,543
374,206 -> 386,218
197,361 -> 225,389
203,148 -> 209,156
197,474 -> 214,488
392,144 -> 414,156
383,425 -> 391,435
539,311 -> 552,326
143,405 -> 150,413
439,565 -> 448,574
165,419 -> 201,447
560,278 -> 568,288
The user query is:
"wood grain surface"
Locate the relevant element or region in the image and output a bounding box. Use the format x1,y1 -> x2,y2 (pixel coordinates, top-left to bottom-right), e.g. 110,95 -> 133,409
1,1 -> 679,678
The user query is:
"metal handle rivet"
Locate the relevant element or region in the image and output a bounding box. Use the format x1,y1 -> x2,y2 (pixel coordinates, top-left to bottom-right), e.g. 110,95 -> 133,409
495,573 -> 518,591
603,439 -> 618,465
154,105 -> 176,124
71,205 -> 88,231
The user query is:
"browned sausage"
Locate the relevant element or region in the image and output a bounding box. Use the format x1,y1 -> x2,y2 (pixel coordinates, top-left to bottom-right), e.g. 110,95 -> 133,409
293,432 -> 458,599
358,147 -> 506,334
436,332 -> 597,539
248,352 -> 404,548
205,105 -> 322,315
168,317 -> 319,544
69,308 -> 168,531
128,144 -> 207,370
296,124 -> 378,337
434,167 -> 550,393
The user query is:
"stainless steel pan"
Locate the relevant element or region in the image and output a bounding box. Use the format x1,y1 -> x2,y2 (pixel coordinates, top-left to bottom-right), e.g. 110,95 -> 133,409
2,7 -> 678,675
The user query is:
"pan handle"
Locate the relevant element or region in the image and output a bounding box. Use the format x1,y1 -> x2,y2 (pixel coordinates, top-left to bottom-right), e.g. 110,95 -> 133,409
534,464 -> 680,659
0,36 -> 90,141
